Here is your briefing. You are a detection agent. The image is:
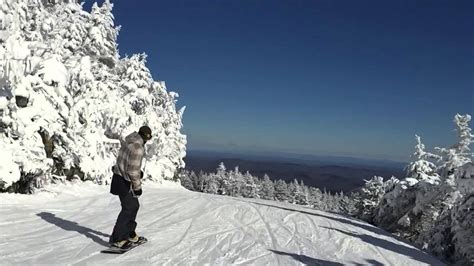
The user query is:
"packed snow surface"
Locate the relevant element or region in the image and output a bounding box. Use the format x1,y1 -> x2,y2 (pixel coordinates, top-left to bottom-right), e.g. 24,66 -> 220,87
0,182 -> 443,265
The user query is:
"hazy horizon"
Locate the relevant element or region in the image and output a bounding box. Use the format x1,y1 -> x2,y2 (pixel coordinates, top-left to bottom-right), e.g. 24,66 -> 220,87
185,147 -> 408,168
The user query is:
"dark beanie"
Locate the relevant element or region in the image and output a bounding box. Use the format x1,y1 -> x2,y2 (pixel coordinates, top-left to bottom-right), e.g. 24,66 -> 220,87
138,125 -> 152,140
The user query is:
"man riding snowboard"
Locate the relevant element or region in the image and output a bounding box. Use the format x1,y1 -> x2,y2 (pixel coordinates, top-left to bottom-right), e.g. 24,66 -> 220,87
109,126 -> 152,249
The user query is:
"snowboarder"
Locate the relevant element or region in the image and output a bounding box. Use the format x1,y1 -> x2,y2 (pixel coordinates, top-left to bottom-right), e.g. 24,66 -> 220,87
109,126 -> 152,249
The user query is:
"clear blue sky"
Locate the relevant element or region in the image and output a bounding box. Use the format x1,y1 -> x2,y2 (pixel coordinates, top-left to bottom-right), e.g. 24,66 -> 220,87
89,0 -> 473,161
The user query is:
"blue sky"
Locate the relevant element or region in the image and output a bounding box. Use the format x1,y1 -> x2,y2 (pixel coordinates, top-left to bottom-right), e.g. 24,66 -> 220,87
91,0 -> 473,161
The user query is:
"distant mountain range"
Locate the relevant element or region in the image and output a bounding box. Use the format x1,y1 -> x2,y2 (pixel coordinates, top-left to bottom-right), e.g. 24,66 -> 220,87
184,150 -> 406,193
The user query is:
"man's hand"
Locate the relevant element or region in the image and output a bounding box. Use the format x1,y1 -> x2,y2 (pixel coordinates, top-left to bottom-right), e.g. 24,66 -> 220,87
134,189 -> 142,196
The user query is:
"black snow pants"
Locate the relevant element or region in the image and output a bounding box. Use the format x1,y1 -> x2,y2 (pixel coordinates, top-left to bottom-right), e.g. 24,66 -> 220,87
110,173 -> 140,243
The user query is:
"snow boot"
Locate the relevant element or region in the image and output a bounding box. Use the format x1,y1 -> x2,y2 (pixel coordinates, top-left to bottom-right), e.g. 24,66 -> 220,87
112,239 -> 133,249
129,232 -> 147,244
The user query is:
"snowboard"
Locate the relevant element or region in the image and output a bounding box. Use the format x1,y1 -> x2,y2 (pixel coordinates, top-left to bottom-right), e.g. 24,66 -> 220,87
101,237 -> 148,254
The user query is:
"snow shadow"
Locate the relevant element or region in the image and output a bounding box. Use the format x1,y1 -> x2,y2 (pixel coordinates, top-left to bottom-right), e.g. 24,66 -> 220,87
36,212 -> 110,247
268,249 -> 343,265
320,227 -> 442,266
0,86 -> 12,98
356,259 -> 385,266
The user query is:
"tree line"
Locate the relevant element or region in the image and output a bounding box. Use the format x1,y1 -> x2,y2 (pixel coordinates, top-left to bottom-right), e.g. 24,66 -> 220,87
178,163 -> 356,215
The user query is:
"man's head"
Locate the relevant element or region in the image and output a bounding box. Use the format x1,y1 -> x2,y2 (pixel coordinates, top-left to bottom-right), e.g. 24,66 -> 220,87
138,125 -> 152,143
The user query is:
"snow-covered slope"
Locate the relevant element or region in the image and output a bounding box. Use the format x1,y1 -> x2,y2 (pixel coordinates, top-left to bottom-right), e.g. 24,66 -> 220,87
0,183 -> 443,265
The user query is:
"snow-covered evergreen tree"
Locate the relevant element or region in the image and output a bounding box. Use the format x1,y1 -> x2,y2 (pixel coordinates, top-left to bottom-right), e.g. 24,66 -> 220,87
308,187 -> 323,209
356,176 -> 385,222
56,3 -> 90,56
228,166 -> 244,197
85,0 -> 119,60
436,114 -> 473,175
241,171 -> 258,198
406,135 -> 441,184
340,192 -> 358,215
216,162 -> 232,195
286,179 -> 295,203
356,114 -> 473,264
419,114 -> 473,261
451,163 -> 474,264
193,170 -> 206,192
217,162 -> 226,173
321,189 -> 334,211
204,173 -> 219,194
375,135 -> 441,232
259,174 -> 275,200
331,191 -> 344,213
118,53 -> 152,115
294,180 -> 309,206
178,169 -> 194,191
0,0 -> 186,192
274,179 -> 290,202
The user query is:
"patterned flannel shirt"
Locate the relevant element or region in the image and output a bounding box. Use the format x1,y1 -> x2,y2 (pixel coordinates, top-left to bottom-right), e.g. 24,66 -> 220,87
113,132 -> 145,191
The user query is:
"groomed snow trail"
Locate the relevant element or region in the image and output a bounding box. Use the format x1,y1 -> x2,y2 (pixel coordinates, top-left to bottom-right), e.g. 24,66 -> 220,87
0,183 -> 444,265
